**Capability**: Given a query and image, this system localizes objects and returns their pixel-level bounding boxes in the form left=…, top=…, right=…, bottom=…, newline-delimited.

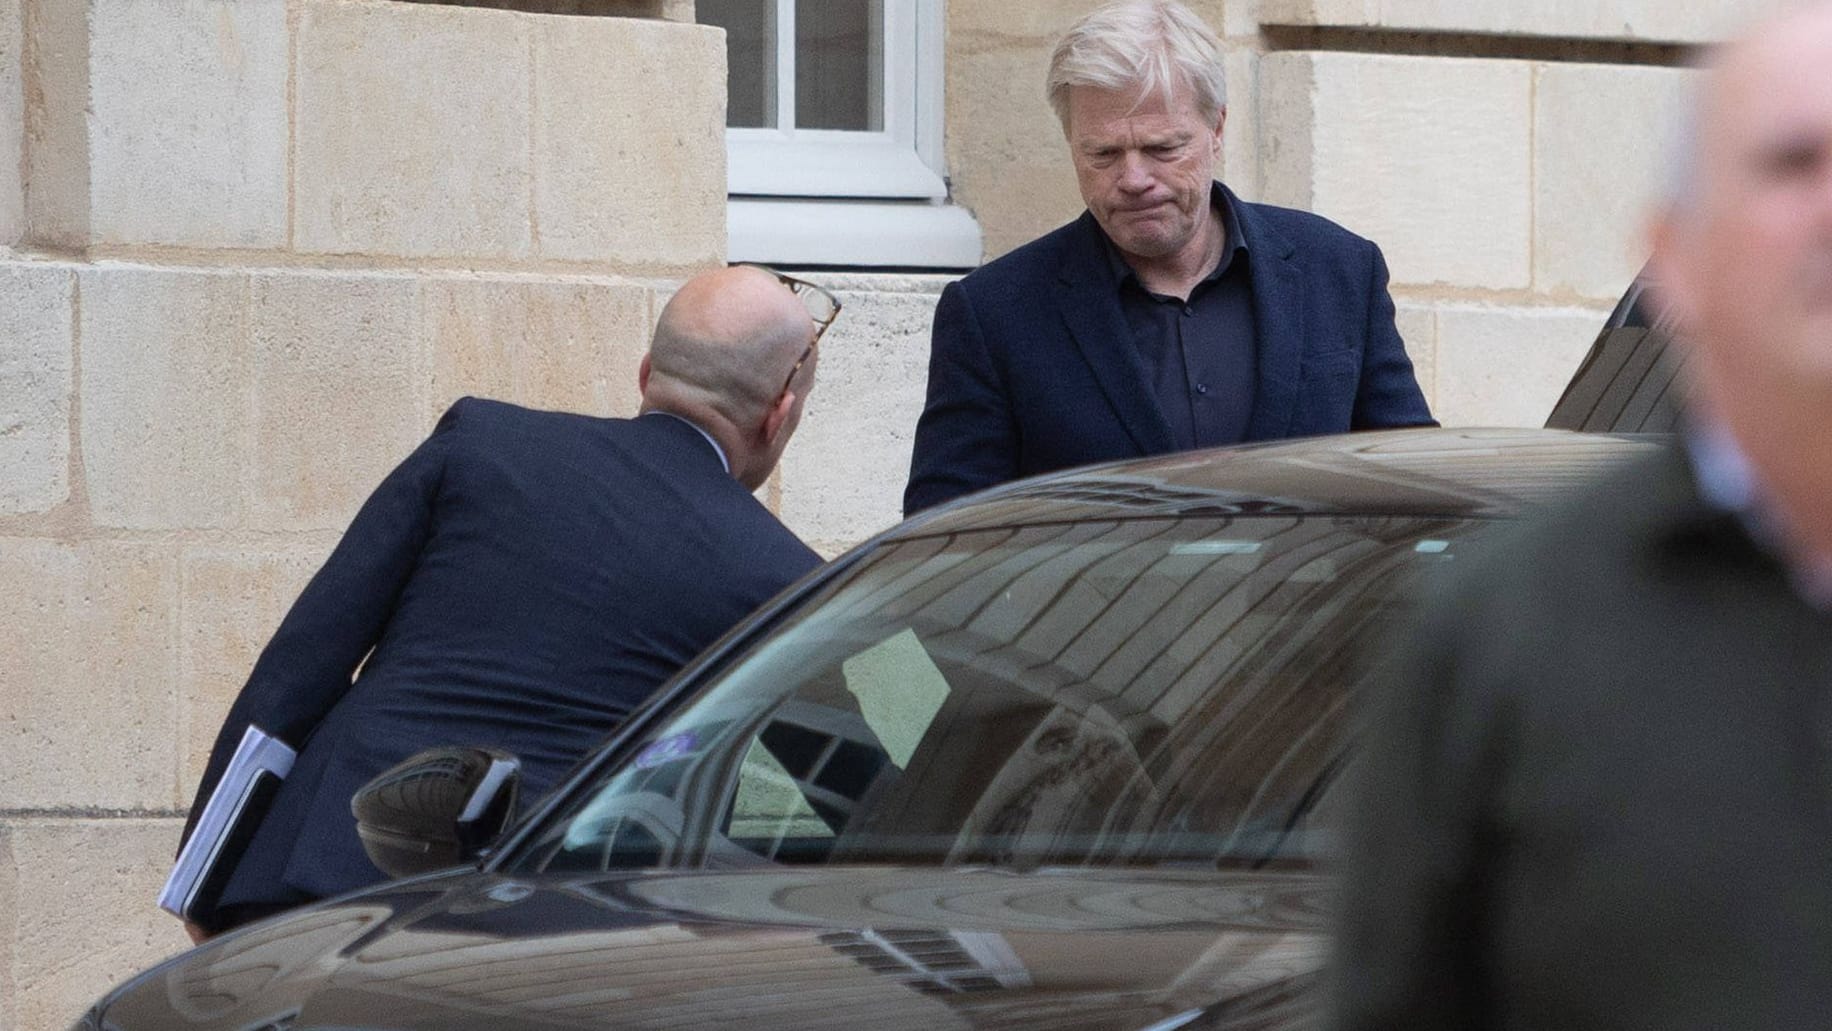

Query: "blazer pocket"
left=1300, top=348, right=1359, bottom=385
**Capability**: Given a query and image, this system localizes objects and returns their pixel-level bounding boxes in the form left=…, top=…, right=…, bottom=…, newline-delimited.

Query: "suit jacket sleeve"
left=177, top=401, right=466, bottom=850
left=1352, top=243, right=1436, bottom=430
left=903, top=280, right=1019, bottom=516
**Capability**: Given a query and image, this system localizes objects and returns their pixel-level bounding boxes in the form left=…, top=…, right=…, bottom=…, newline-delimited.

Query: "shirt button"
left=1195, top=383, right=1210, bottom=395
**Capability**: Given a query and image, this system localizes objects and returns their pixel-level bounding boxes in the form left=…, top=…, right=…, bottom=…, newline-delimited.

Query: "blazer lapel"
left=1055, top=213, right=1176, bottom=456
left=1232, top=191, right=1308, bottom=441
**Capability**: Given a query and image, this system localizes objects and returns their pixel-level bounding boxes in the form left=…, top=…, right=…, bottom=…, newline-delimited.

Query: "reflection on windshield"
left=518, top=515, right=1484, bottom=874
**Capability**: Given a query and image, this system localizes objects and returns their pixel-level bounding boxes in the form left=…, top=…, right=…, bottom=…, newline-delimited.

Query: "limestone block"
left=414, top=0, right=687, bottom=13
left=0, top=540, right=178, bottom=809
left=22, top=0, right=90, bottom=246
left=424, top=275, right=651, bottom=423
left=1257, top=51, right=1316, bottom=209
left=87, top=0, right=288, bottom=248
left=248, top=271, right=423, bottom=531
left=948, top=2, right=1084, bottom=37
left=295, top=1, right=533, bottom=260
left=1220, top=48, right=1261, bottom=203
left=79, top=266, right=250, bottom=529
left=948, top=1, right=1228, bottom=41
left=8, top=819, right=193, bottom=1031
left=1220, top=0, right=1259, bottom=38
left=1433, top=303, right=1610, bottom=427
left=0, top=823, right=12, bottom=1031
left=947, top=42, right=1083, bottom=260
left=1259, top=0, right=1778, bottom=44
left=177, top=546, right=329, bottom=797
left=776, top=275, right=947, bottom=553
left=1260, top=52, right=1533, bottom=290
left=0, top=0, right=21, bottom=247
left=1394, top=300, right=1438, bottom=410
left=532, top=18, right=725, bottom=267
left=1534, top=63, right=1692, bottom=300
left=0, top=263, right=73, bottom=514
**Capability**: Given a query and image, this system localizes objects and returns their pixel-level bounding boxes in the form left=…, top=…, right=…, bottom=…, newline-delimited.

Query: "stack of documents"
left=158, top=724, right=296, bottom=922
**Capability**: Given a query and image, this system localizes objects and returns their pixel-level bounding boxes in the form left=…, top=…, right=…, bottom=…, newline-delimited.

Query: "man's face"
left=1656, top=9, right=1832, bottom=413
left=1065, top=83, right=1224, bottom=266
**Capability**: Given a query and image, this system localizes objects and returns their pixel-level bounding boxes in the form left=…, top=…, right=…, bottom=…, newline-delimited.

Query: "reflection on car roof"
left=907, top=428, right=1667, bottom=533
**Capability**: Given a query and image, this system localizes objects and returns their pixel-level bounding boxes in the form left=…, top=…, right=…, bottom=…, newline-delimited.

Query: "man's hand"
left=183, top=920, right=210, bottom=946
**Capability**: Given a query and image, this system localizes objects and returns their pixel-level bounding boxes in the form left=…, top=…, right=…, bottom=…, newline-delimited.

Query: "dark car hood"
left=97, top=866, right=1328, bottom=1030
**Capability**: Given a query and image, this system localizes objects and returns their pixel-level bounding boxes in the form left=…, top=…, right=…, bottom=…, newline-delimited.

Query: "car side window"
left=721, top=630, right=955, bottom=862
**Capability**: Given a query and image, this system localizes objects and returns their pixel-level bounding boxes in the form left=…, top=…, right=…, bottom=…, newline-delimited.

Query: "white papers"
left=158, top=724, right=297, bottom=921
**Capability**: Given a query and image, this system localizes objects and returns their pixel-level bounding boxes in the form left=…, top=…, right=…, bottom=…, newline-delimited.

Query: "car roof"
left=894, top=427, right=1668, bottom=536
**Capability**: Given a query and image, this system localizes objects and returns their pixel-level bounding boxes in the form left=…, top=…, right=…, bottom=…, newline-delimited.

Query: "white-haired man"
left=1332, top=4, right=1832, bottom=1026
left=903, top=0, right=1433, bottom=515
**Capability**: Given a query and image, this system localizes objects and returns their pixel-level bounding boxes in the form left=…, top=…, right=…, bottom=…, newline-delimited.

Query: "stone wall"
left=777, top=274, right=955, bottom=556
left=0, top=2, right=724, bottom=1027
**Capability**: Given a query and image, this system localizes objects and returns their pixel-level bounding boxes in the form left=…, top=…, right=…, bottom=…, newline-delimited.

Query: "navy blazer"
left=183, top=399, right=820, bottom=915
left=904, top=185, right=1435, bottom=514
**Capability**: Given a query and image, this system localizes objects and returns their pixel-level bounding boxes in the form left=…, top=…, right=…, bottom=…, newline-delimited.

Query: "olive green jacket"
left=1332, top=442, right=1832, bottom=1031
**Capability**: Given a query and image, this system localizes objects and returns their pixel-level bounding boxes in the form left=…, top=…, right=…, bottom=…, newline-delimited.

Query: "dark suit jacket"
left=1332, top=443, right=1832, bottom=1030
left=904, top=185, right=1434, bottom=514
left=183, top=399, right=820, bottom=918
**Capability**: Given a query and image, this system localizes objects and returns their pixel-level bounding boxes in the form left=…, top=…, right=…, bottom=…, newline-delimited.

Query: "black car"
left=76, top=295, right=1678, bottom=1031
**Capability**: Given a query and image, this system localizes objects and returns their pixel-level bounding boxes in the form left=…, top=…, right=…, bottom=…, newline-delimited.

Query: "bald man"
left=1331, top=6, right=1832, bottom=1028
left=181, top=266, right=829, bottom=935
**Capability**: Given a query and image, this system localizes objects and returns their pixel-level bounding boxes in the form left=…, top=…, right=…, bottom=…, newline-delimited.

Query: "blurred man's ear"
left=760, top=388, right=797, bottom=449
left=637, top=353, right=653, bottom=395
left=1644, top=213, right=1699, bottom=339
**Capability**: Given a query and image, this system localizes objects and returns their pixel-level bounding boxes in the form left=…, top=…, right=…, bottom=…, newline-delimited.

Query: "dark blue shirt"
left=1104, top=183, right=1257, bottom=450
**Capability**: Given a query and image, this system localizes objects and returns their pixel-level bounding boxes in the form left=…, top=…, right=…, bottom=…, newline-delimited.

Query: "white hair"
left=1046, top=0, right=1228, bottom=131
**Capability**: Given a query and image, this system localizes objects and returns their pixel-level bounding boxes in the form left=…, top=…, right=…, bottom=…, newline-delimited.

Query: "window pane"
left=699, top=0, right=777, bottom=129
left=796, top=0, right=883, bottom=131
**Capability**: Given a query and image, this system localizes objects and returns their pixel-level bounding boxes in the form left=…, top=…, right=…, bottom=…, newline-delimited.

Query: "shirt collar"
left=1102, top=181, right=1247, bottom=294
left=1687, top=419, right=1759, bottom=514
left=1686, top=420, right=1832, bottom=609
left=645, top=411, right=730, bottom=474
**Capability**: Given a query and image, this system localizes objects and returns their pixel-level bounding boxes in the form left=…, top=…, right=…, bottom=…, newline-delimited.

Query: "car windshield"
left=514, top=513, right=1488, bottom=875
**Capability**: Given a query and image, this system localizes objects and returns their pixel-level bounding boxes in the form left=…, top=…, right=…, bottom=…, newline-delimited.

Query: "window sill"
left=728, top=198, right=982, bottom=269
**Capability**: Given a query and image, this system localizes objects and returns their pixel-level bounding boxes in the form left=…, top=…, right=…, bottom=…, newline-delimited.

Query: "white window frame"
left=724, top=0, right=980, bottom=267
left=728, top=0, right=944, bottom=199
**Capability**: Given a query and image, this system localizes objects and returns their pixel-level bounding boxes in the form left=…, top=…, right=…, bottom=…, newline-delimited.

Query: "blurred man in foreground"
left=1332, top=4, right=1832, bottom=1027
left=180, top=265, right=835, bottom=937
